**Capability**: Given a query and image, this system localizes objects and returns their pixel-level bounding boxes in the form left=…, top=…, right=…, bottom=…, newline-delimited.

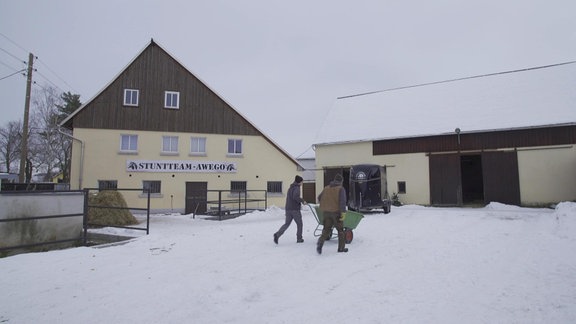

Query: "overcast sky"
left=1, top=0, right=575, bottom=157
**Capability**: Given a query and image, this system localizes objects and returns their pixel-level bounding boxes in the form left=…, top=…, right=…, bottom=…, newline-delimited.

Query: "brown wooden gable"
left=65, top=41, right=260, bottom=136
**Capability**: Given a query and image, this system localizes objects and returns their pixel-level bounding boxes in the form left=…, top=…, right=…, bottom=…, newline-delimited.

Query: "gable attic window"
left=164, top=91, right=180, bottom=109
left=120, top=134, right=138, bottom=153
left=123, top=89, right=139, bottom=106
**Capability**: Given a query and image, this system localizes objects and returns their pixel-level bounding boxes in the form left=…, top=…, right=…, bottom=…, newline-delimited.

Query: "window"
left=190, top=137, right=206, bottom=155
left=231, top=181, right=247, bottom=192
left=227, top=139, right=242, bottom=155
left=162, top=136, right=179, bottom=154
left=98, top=180, right=118, bottom=190
left=397, top=181, right=406, bottom=194
left=120, top=135, right=138, bottom=152
left=164, top=91, right=179, bottom=109
left=143, top=181, right=161, bottom=194
left=267, top=181, right=283, bottom=194
left=123, top=89, right=139, bottom=106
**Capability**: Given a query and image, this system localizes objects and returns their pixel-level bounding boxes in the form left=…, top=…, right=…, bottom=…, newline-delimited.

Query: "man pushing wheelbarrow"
left=316, top=173, right=350, bottom=254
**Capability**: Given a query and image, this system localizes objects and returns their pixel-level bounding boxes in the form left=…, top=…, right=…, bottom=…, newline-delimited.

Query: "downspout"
left=58, top=128, right=84, bottom=189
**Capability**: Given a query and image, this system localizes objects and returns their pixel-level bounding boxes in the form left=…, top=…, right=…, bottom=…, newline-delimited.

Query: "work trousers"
left=275, top=209, right=303, bottom=240
left=317, top=211, right=345, bottom=251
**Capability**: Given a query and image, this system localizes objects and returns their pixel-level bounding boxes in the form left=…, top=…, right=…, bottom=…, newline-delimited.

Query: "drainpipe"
left=58, top=128, right=84, bottom=189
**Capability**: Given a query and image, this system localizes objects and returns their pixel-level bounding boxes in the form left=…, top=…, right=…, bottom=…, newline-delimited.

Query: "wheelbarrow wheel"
left=344, top=228, right=353, bottom=244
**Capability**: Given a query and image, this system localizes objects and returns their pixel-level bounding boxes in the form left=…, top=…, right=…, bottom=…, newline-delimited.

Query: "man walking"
left=317, top=173, right=348, bottom=254
left=274, top=175, right=306, bottom=244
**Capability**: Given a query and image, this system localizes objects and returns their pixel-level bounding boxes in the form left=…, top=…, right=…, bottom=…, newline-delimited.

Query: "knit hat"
left=294, top=175, right=303, bottom=183
left=334, top=174, right=343, bottom=185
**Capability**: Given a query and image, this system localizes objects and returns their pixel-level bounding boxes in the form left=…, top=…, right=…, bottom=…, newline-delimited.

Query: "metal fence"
left=196, top=190, right=267, bottom=220
left=84, top=188, right=151, bottom=237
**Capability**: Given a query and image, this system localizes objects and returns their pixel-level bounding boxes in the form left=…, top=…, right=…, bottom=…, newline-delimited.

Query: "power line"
left=1, top=33, right=78, bottom=94
left=0, top=69, right=26, bottom=81
left=0, top=32, right=29, bottom=54
left=0, top=59, right=24, bottom=72
left=0, top=47, right=26, bottom=65
left=36, top=58, right=78, bottom=93
left=337, top=60, right=576, bottom=100
left=35, top=70, right=66, bottom=93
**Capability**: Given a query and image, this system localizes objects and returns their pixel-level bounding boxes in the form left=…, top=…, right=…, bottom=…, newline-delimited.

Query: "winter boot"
left=297, top=238, right=304, bottom=243
left=338, top=248, right=349, bottom=253
left=316, top=242, right=323, bottom=254
left=273, top=233, right=279, bottom=244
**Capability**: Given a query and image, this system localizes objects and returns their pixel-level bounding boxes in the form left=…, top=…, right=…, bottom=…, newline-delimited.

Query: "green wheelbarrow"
left=308, top=204, right=364, bottom=244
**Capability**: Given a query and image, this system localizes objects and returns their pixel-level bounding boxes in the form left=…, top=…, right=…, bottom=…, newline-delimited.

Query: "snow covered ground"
left=1, top=202, right=575, bottom=323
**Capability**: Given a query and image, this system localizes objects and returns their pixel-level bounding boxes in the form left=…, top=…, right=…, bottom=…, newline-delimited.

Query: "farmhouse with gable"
left=61, top=39, right=302, bottom=214
left=314, top=62, right=576, bottom=207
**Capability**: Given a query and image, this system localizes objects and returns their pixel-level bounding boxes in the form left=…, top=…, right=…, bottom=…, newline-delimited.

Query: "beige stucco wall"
left=69, top=128, right=300, bottom=212
left=315, top=142, right=576, bottom=206
left=517, top=145, right=576, bottom=205
left=314, top=142, right=431, bottom=205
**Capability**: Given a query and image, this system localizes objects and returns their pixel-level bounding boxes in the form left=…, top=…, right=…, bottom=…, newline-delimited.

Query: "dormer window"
left=164, top=91, right=180, bottom=109
left=124, top=89, right=139, bottom=106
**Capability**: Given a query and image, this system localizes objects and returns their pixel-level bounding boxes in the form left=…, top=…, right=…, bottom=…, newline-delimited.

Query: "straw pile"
left=88, top=190, right=138, bottom=226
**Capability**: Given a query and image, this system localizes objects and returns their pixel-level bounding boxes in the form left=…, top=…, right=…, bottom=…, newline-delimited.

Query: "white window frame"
left=123, top=89, right=139, bottom=106
left=227, top=138, right=243, bottom=156
left=164, top=91, right=180, bottom=109
left=120, top=134, right=138, bottom=153
left=190, top=137, right=207, bottom=155
left=162, top=136, right=179, bottom=154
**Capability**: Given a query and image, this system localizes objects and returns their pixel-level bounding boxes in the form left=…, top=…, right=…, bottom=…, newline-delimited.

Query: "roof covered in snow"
left=315, top=62, right=576, bottom=146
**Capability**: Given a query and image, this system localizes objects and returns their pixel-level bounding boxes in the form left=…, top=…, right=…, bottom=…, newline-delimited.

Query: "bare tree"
left=0, top=120, right=22, bottom=173
left=31, top=86, right=65, bottom=181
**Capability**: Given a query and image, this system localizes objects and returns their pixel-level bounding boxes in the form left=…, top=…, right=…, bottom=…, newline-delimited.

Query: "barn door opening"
left=460, top=155, right=484, bottom=205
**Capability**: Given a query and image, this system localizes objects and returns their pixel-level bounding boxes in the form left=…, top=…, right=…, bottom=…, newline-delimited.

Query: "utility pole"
left=19, top=53, right=34, bottom=183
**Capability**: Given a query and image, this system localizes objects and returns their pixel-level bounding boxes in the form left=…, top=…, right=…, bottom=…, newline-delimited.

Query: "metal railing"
left=84, top=188, right=151, bottom=240
left=190, top=190, right=267, bottom=220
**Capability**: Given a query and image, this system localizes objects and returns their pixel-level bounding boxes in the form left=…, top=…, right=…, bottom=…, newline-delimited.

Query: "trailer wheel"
left=344, top=229, right=353, bottom=244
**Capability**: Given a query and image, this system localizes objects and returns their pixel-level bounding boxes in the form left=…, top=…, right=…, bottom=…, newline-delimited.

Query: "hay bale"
left=88, top=190, right=138, bottom=226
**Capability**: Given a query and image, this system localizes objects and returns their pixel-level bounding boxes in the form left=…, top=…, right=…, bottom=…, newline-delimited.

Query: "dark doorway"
left=460, top=155, right=484, bottom=204
left=323, top=167, right=350, bottom=203
left=185, top=182, right=207, bottom=214
left=302, top=182, right=316, bottom=204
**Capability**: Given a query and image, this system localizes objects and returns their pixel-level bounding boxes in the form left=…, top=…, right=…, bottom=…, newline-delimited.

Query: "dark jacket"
left=318, top=181, right=347, bottom=213
left=285, top=182, right=304, bottom=211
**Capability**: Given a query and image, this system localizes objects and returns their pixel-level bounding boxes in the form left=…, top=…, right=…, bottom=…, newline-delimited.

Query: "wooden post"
left=19, top=53, right=34, bottom=183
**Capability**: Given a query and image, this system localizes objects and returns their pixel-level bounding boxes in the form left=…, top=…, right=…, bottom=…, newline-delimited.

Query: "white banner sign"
left=126, top=160, right=237, bottom=173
